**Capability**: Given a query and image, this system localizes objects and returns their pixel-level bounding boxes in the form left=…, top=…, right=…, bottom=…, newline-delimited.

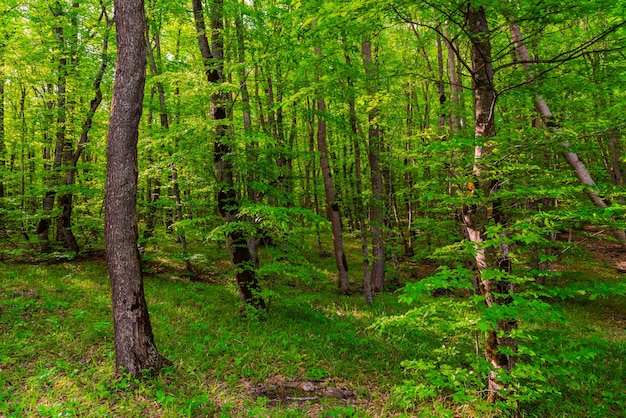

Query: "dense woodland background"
left=1, top=0, right=625, bottom=416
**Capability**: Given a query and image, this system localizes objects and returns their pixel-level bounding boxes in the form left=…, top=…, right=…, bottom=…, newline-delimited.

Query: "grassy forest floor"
left=1, top=233, right=625, bottom=417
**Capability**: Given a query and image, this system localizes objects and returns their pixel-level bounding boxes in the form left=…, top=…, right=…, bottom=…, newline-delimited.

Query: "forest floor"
left=0, top=232, right=625, bottom=417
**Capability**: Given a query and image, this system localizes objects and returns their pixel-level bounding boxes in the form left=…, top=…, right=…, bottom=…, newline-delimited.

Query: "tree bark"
left=0, top=52, right=5, bottom=201
left=106, top=0, right=169, bottom=376
left=345, top=51, right=373, bottom=304
left=446, top=34, right=463, bottom=133
left=192, top=0, right=265, bottom=309
left=464, top=4, right=516, bottom=402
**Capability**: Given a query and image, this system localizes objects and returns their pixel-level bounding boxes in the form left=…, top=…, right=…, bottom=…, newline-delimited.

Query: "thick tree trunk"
left=362, top=37, right=385, bottom=292
left=510, top=22, right=626, bottom=248
left=106, top=0, right=169, bottom=376
left=464, top=4, right=516, bottom=402
left=192, top=0, right=265, bottom=309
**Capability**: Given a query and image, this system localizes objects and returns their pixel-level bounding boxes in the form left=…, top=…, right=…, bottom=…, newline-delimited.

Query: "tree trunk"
left=345, top=51, right=373, bottom=304
left=192, top=0, right=265, bottom=309
left=51, top=3, right=74, bottom=247
left=361, top=36, right=385, bottom=292
left=464, top=4, right=517, bottom=402
left=509, top=22, right=626, bottom=248
left=105, top=0, right=169, bottom=376
left=145, top=18, right=196, bottom=278
left=59, top=9, right=112, bottom=254
left=314, top=44, right=350, bottom=293
left=235, top=12, right=262, bottom=270
left=446, top=34, right=463, bottom=133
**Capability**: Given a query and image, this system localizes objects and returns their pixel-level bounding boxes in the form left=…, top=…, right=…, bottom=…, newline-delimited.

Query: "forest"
left=1, top=0, right=625, bottom=416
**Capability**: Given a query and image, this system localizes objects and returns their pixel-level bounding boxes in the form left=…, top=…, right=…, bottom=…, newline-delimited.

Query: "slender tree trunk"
left=316, top=94, right=350, bottom=293
left=145, top=18, right=196, bottom=278
left=19, top=87, right=31, bottom=241
left=235, top=12, right=262, bottom=270
left=315, top=45, right=350, bottom=293
left=346, top=51, right=372, bottom=304
left=510, top=22, right=626, bottom=248
left=38, top=4, right=73, bottom=252
left=106, top=0, right=169, bottom=376
left=436, top=35, right=447, bottom=132
left=362, top=36, right=385, bottom=292
left=464, top=5, right=516, bottom=402
left=143, top=88, right=161, bottom=240
left=446, top=34, right=463, bottom=133
left=59, top=10, right=112, bottom=254
left=0, top=46, right=6, bottom=239
left=192, top=0, right=265, bottom=309
left=51, top=3, right=74, bottom=247
left=305, top=98, right=325, bottom=255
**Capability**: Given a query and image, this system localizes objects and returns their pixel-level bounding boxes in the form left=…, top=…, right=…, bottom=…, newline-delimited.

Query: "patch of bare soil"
left=580, top=238, right=626, bottom=273
left=404, top=259, right=438, bottom=281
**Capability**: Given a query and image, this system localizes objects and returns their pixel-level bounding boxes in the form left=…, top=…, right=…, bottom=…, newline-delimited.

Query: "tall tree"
left=105, top=0, right=170, bottom=376
left=192, top=0, right=265, bottom=309
left=361, top=35, right=386, bottom=292
left=315, top=42, right=350, bottom=294
left=462, top=4, right=516, bottom=402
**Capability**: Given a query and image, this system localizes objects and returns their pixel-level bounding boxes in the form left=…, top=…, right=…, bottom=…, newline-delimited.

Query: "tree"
left=361, top=35, right=386, bottom=293
left=461, top=4, right=517, bottom=402
left=191, top=0, right=265, bottom=310
left=509, top=21, right=626, bottom=249
left=105, top=0, right=170, bottom=376
left=314, top=40, right=351, bottom=294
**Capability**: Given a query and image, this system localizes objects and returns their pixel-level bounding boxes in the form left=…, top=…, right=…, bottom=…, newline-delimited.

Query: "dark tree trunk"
left=59, top=10, right=112, bottom=254
left=52, top=3, right=72, bottom=246
left=192, top=0, right=265, bottom=309
left=317, top=95, right=350, bottom=293
left=105, top=0, right=169, bottom=376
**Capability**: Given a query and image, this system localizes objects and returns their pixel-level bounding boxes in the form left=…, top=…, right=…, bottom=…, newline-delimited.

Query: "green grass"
left=0, top=236, right=625, bottom=417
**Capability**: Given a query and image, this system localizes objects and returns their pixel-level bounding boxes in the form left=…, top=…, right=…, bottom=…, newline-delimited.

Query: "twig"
left=560, top=229, right=607, bottom=254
